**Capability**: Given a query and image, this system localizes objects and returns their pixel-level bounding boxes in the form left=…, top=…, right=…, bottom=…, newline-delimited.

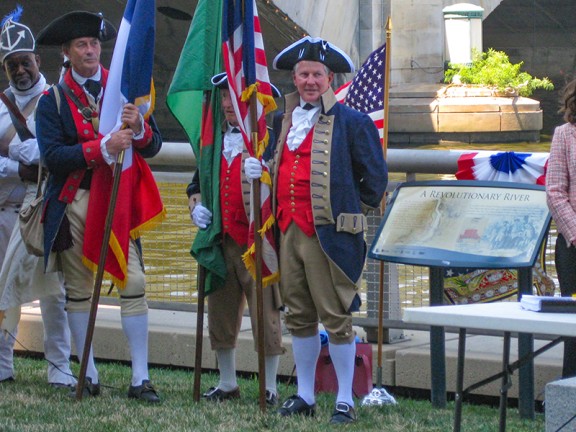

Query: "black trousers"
left=554, top=233, right=576, bottom=378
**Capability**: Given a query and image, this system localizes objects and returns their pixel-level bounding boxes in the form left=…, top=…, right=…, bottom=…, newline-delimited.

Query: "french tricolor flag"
left=456, top=151, right=548, bottom=185
left=82, top=0, right=165, bottom=288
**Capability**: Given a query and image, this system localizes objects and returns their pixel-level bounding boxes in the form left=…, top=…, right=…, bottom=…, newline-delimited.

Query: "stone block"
left=499, top=97, right=541, bottom=112
left=501, top=111, right=543, bottom=131
left=438, top=112, right=501, bottom=132
left=390, top=112, right=438, bottom=133
left=438, top=97, right=502, bottom=113
left=391, top=83, right=444, bottom=99
left=390, top=98, right=438, bottom=113
left=546, top=377, right=576, bottom=432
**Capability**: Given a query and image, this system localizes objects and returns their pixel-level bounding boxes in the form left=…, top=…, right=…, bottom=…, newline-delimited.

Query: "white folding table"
left=403, top=302, right=576, bottom=431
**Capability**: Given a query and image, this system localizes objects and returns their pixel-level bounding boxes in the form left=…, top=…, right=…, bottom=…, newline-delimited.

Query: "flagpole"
left=76, top=149, right=125, bottom=400
left=249, top=93, right=267, bottom=413
left=376, top=16, right=392, bottom=390
left=193, top=264, right=206, bottom=402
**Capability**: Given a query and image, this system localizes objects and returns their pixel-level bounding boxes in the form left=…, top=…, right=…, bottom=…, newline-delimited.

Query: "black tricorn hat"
left=211, top=72, right=282, bottom=98
left=273, top=36, right=354, bottom=73
left=36, top=11, right=117, bottom=46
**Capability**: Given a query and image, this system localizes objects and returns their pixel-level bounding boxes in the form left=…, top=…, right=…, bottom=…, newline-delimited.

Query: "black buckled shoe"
left=0, top=376, right=15, bottom=384
left=330, top=402, right=357, bottom=424
left=265, top=390, right=279, bottom=407
left=50, top=382, right=75, bottom=391
left=69, top=377, right=101, bottom=398
left=128, top=380, right=160, bottom=403
left=278, top=395, right=316, bottom=417
left=202, top=386, right=240, bottom=402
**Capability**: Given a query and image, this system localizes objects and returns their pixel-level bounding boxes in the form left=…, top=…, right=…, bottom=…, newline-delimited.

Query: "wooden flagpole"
left=376, top=16, right=392, bottom=390
left=249, top=92, right=267, bottom=411
left=76, top=149, right=125, bottom=400
left=192, top=264, right=206, bottom=402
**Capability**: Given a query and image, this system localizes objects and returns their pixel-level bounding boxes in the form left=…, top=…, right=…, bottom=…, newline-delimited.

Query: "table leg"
left=453, top=328, right=466, bottom=432
left=518, top=333, right=535, bottom=419
left=499, top=332, right=511, bottom=432
left=430, top=267, right=447, bottom=408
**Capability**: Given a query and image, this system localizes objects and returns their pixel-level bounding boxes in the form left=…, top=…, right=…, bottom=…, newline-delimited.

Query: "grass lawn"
left=0, top=356, right=545, bottom=432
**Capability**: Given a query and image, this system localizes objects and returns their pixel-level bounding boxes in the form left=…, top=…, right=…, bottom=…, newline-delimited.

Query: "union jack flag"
left=335, top=44, right=386, bottom=143
left=222, top=0, right=279, bottom=286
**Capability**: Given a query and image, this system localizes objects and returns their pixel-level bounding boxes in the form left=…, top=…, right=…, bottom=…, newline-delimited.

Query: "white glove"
left=244, top=157, right=263, bottom=180
left=191, top=203, right=212, bottom=229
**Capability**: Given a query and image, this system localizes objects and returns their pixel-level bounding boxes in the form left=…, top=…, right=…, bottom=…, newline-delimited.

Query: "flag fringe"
left=240, top=83, right=277, bottom=114
left=241, top=248, right=280, bottom=287
left=130, top=207, right=167, bottom=240
left=81, top=207, right=167, bottom=290
left=258, top=214, right=275, bottom=237
left=82, top=256, right=128, bottom=290
left=260, top=170, right=272, bottom=187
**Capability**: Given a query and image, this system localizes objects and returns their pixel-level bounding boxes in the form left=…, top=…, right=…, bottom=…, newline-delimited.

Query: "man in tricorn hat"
left=187, top=73, right=285, bottom=405
left=35, top=11, right=162, bottom=402
left=0, top=6, right=75, bottom=389
left=244, top=36, right=388, bottom=423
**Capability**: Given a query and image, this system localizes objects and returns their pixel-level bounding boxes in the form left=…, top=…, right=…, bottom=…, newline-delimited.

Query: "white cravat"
left=222, top=126, right=244, bottom=164
left=286, top=103, right=320, bottom=151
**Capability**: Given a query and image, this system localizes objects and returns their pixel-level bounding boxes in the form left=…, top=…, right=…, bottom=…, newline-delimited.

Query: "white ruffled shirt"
left=286, top=99, right=321, bottom=151
left=222, top=124, right=244, bottom=165
left=0, top=74, right=46, bottom=205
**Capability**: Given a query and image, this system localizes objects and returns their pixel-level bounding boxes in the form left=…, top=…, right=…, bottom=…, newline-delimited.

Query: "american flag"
left=222, top=0, right=279, bottom=287
left=335, top=43, right=386, bottom=143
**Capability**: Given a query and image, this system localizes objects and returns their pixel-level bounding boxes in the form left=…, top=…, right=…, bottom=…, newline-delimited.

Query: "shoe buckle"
left=336, top=402, right=351, bottom=413
left=283, top=399, right=295, bottom=409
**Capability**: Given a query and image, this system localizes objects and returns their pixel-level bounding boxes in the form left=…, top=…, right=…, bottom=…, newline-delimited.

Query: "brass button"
left=86, top=147, right=91, bottom=153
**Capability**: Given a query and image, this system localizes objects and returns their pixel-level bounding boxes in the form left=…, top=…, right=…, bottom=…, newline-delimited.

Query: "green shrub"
left=444, top=48, right=554, bottom=97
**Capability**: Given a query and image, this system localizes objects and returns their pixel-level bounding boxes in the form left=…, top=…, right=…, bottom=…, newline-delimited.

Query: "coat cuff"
left=132, top=121, right=153, bottom=149
left=82, top=139, right=105, bottom=168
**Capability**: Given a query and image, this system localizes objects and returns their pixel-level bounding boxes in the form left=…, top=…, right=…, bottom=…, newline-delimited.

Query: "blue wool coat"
left=271, top=89, right=388, bottom=310
left=35, top=70, right=162, bottom=265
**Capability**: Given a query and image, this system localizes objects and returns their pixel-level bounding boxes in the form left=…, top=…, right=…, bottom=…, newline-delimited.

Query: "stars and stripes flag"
left=335, top=43, right=386, bottom=143
left=456, top=151, right=548, bottom=184
left=83, top=0, right=165, bottom=288
left=222, top=0, right=279, bottom=286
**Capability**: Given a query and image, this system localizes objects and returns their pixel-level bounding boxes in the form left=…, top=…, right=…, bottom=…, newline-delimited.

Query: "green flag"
left=166, top=0, right=226, bottom=294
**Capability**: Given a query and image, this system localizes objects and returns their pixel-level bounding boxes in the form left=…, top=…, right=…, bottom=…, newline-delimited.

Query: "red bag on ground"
left=314, top=343, right=373, bottom=397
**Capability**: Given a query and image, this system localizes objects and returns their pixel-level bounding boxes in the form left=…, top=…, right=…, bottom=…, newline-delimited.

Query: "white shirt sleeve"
left=0, top=155, right=21, bottom=179
left=8, top=138, right=40, bottom=165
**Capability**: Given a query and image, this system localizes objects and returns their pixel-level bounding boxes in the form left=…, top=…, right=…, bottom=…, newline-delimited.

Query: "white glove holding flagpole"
left=244, top=156, right=268, bottom=182
left=191, top=203, right=212, bottom=229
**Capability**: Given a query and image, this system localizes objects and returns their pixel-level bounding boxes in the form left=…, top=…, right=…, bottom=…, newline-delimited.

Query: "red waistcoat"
left=220, top=154, right=249, bottom=246
left=277, top=128, right=315, bottom=237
